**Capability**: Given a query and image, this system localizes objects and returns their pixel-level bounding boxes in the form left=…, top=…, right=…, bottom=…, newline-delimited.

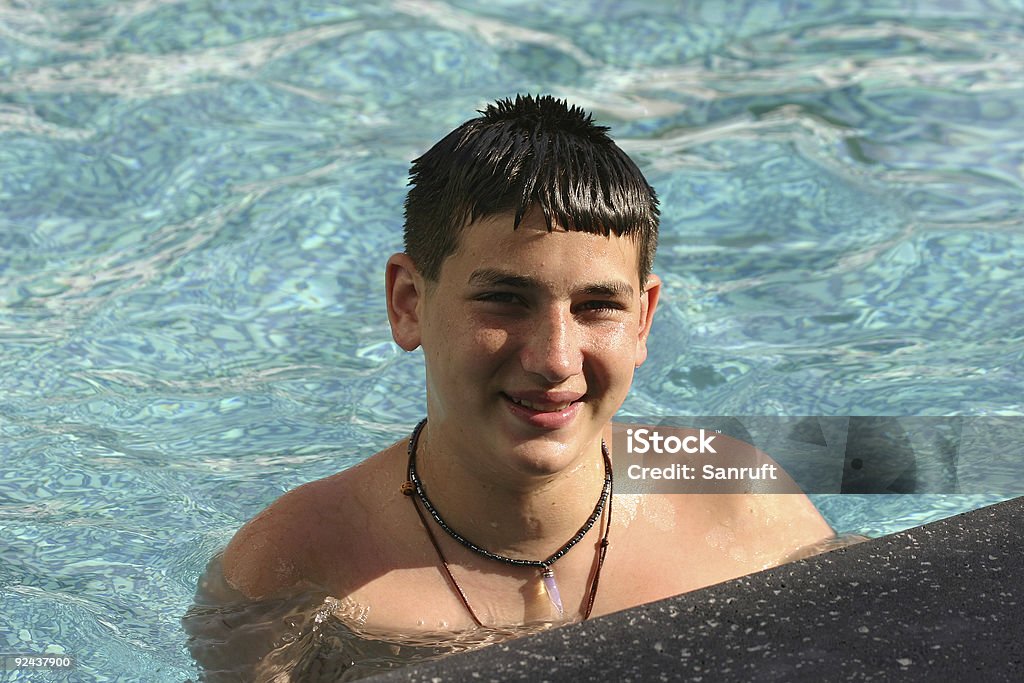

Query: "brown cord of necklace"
left=401, top=418, right=612, bottom=626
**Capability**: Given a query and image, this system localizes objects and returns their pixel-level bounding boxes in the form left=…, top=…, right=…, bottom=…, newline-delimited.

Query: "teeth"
left=511, top=397, right=574, bottom=412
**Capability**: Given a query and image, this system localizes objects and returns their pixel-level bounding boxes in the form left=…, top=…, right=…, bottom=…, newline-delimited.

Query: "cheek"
left=584, top=323, right=642, bottom=379
left=473, top=326, right=511, bottom=357
left=587, top=321, right=638, bottom=357
left=431, top=316, right=512, bottom=371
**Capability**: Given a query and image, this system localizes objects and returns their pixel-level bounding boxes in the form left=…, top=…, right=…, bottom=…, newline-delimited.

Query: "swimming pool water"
left=1, top=1, right=1022, bottom=680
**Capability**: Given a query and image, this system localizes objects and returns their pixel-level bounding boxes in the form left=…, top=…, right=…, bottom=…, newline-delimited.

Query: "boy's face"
left=398, top=208, right=660, bottom=479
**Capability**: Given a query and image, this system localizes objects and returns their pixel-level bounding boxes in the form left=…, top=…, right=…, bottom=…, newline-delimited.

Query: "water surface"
left=1, top=1, right=1022, bottom=680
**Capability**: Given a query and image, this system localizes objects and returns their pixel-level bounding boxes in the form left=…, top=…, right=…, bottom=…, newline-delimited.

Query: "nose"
left=520, top=306, right=583, bottom=383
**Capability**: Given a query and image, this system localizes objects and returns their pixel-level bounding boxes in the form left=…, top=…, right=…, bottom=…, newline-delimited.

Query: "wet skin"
left=207, top=211, right=836, bottom=642
left=386, top=209, right=660, bottom=507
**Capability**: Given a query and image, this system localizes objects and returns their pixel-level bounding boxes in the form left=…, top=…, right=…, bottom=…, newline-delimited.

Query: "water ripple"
left=2, top=2, right=1022, bottom=680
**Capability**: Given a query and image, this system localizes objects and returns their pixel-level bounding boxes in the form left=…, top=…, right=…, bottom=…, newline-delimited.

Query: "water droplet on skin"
left=729, top=546, right=748, bottom=563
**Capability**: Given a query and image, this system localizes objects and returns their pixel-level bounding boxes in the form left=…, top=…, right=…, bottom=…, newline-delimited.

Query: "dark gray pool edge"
left=371, top=496, right=1023, bottom=682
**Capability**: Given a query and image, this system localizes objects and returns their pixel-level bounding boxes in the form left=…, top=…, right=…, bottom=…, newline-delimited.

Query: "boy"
left=187, top=95, right=834, bottom=678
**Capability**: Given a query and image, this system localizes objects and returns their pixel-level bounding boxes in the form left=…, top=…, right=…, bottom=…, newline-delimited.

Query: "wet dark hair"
left=403, top=94, right=659, bottom=283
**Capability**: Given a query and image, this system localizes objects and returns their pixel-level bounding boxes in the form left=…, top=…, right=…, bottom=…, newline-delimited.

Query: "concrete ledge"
left=374, top=496, right=1023, bottom=682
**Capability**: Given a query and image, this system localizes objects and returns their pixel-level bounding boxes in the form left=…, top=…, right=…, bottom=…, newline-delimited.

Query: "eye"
left=576, top=300, right=625, bottom=315
left=475, top=291, right=524, bottom=305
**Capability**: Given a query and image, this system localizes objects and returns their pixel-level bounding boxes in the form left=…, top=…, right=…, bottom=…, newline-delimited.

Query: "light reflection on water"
left=1, top=0, right=1022, bottom=680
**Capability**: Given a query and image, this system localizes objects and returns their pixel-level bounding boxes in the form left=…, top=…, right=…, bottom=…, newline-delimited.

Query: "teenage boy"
left=189, top=95, right=834, bottom=671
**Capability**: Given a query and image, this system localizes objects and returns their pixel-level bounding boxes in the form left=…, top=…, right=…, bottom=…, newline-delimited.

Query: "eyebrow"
left=468, top=268, right=634, bottom=298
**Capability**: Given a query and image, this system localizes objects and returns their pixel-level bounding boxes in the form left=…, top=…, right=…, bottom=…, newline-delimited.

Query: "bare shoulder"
left=711, top=443, right=836, bottom=565
left=611, top=418, right=837, bottom=580
left=610, top=420, right=835, bottom=561
left=727, top=493, right=835, bottom=556
left=220, top=479, right=322, bottom=600
left=221, top=442, right=407, bottom=600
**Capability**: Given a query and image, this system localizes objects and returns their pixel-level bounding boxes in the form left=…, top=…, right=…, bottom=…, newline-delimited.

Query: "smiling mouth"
left=505, top=395, right=583, bottom=412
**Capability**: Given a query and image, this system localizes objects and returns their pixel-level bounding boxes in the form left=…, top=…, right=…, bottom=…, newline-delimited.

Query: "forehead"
left=437, top=211, right=642, bottom=289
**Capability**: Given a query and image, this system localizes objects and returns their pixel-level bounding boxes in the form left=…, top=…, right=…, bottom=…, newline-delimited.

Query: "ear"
left=634, top=273, right=662, bottom=367
left=385, top=252, right=426, bottom=351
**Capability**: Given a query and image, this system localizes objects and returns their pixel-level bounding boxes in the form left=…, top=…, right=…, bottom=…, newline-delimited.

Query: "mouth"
left=503, top=394, right=585, bottom=413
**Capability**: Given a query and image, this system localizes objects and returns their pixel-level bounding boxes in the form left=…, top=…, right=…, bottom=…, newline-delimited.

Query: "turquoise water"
left=1, top=0, right=1022, bottom=680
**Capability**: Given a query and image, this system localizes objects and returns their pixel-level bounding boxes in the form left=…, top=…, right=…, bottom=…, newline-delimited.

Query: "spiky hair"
left=403, top=94, right=659, bottom=282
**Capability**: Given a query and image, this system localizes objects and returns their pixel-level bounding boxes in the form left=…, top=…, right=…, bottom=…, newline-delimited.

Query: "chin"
left=505, top=436, right=589, bottom=477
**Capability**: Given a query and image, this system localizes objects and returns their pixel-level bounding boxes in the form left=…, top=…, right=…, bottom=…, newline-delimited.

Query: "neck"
left=411, top=420, right=609, bottom=560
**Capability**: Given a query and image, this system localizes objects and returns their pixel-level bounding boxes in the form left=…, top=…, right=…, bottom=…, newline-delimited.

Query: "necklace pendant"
left=540, top=567, right=564, bottom=617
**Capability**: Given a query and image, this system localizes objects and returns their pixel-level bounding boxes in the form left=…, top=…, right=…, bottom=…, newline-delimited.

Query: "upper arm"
left=183, top=551, right=321, bottom=682
left=183, top=487, right=324, bottom=681
left=182, top=460, right=390, bottom=681
left=719, top=437, right=836, bottom=566
left=749, top=444, right=838, bottom=552
left=741, top=492, right=836, bottom=567
left=221, top=487, right=317, bottom=600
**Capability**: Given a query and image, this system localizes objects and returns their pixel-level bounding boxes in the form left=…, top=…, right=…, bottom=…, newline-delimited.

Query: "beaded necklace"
left=401, top=419, right=612, bottom=624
